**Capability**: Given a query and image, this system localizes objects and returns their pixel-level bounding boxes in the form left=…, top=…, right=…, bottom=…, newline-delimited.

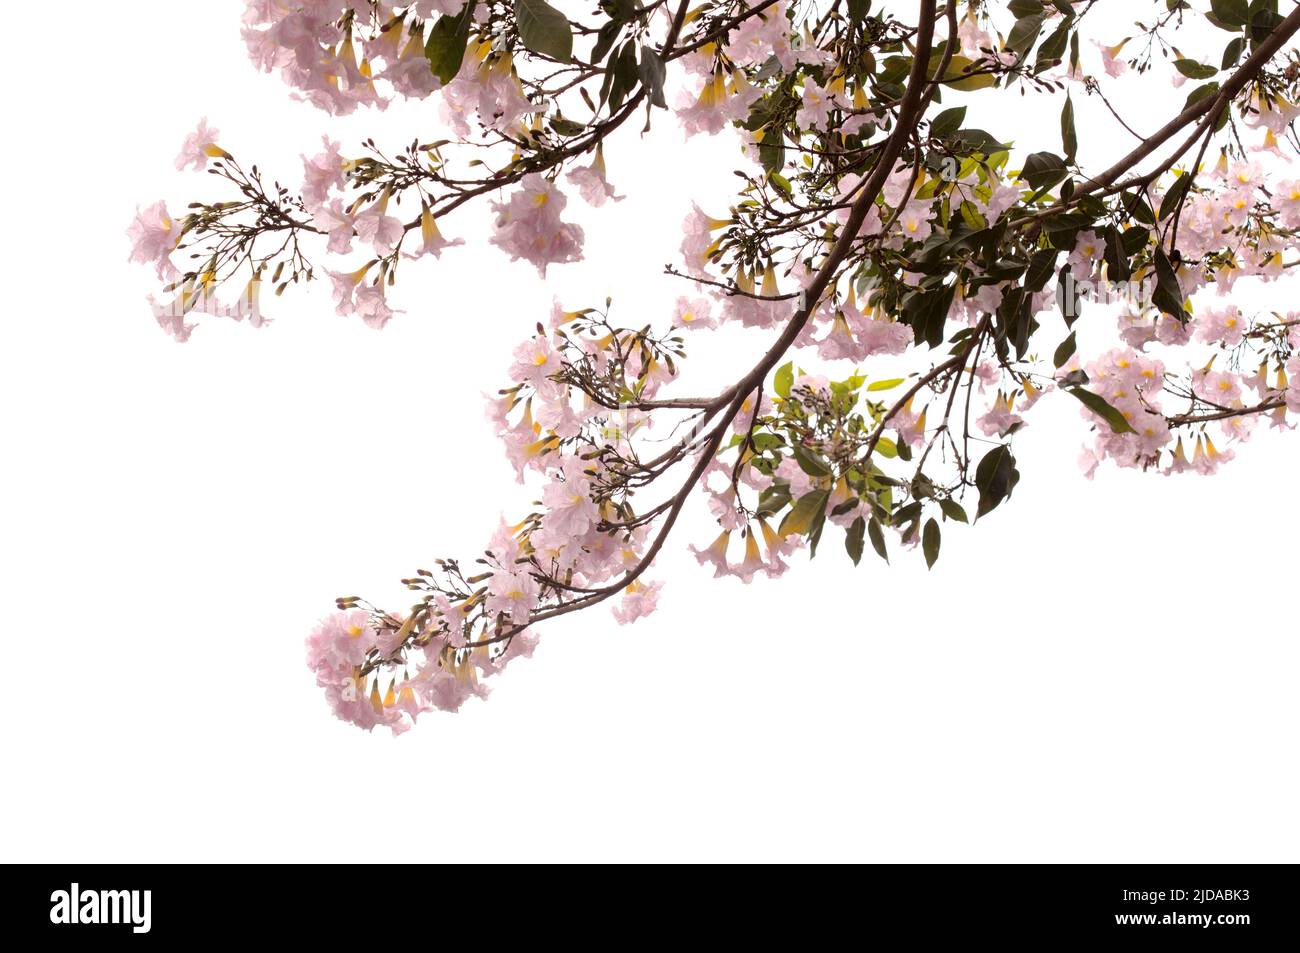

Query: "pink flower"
left=976, top=392, right=1025, bottom=437
left=489, top=174, right=584, bottom=276
left=675, top=71, right=729, bottom=136
left=353, top=193, right=404, bottom=256
left=680, top=204, right=730, bottom=275
left=439, top=50, right=533, bottom=138
left=485, top=567, right=539, bottom=625
left=127, top=201, right=181, bottom=279
left=540, top=456, right=599, bottom=539
left=326, top=263, right=375, bottom=316
left=404, top=204, right=464, bottom=260
left=1093, top=39, right=1129, bottom=78
left=1195, top=305, right=1245, bottom=346
left=312, top=199, right=356, bottom=255
left=354, top=283, right=399, bottom=329
left=301, top=137, right=348, bottom=213
left=147, top=294, right=195, bottom=343
left=1194, top=369, right=1243, bottom=407
left=690, top=530, right=731, bottom=577
left=175, top=118, right=228, bottom=171
left=895, top=201, right=933, bottom=243
left=725, top=1, right=794, bottom=69
left=1191, top=434, right=1234, bottom=475
left=729, top=531, right=766, bottom=584
left=566, top=146, right=623, bottom=207
left=612, top=580, right=664, bottom=625
left=671, top=296, right=715, bottom=331
left=306, top=611, right=410, bottom=732
left=1243, top=90, right=1300, bottom=134
left=797, top=79, right=839, bottom=131
left=509, top=335, right=563, bottom=391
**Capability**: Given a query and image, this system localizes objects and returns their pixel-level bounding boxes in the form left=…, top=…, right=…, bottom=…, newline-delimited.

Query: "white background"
left=1, top=1, right=1296, bottom=862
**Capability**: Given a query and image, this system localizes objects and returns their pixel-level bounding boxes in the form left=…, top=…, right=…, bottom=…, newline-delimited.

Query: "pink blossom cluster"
left=306, top=606, right=536, bottom=733
left=241, top=2, right=471, bottom=113
left=489, top=174, right=585, bottom=276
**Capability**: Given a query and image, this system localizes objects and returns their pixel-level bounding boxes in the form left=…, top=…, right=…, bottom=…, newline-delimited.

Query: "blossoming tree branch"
left=131, top=0, right=1300, bottom=733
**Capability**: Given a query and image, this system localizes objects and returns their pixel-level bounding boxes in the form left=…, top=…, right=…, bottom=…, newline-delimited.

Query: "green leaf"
left=846, top=516, right=865, bottom=566
left=904, top=283, right=957, bottom=349
left=1221, top=36, right=1246, bottom=69
left=867, top=517, right=889, bottom=563
left=1008, top=0, right=1044, bottom=15
left=1019, top=151, right=1068, bottom=192
left=867, top=377, right=906, bottom=392
left=1036, top=17, right=1072, bottom=69
left=930, top=106, right=966, bottom=139
left=938, top=498, right=968, bottom=523
left=792, top=444, right=831, bottom=478
left=1152, top=247, right=1187, bottom=319
left=1183, top=82, right=1221, bottom=114
left=1158, top=172, right=1193, bottom=220
left=637, top=45, right=667, bottom=109
left=1025, top=247, right=1060, bottom=292
left=1006, top=14, right=1046, bottom=59
left=1210, top=0, right=1250, bottom=27
left=779, top=488, right=829, bottom=538
left=1121, top=190, right=1157, bottom=226
left=1060, top=95, right=1077, bottom=163
left=774, top=361, right=794, bottom=399
left=1173, top=58, right=1218, bottom=79
left=1099, top=225, right=1129, bottom=282
left=515, top=0, right=573, bottom=62
left=975, top=445, right=1019, bottom=520
left=1067, top=387, right=1136, bottom=434
left=756, top=482, right=792, bottom=518
left=939, top=55, right=999, bottom=91
left=922, top=518, right=941, bottom=569
left=1053, top=331, right=1077, bottom=368
left=424, top=2, right=478, bottom=84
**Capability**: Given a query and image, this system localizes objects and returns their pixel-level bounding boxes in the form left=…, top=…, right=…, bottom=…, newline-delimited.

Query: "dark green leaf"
left=516, top=0, right=573, bottom=62
left=922, top=518, right=941, bottom=569
left=1210, top=0, right=1250, bottom=26
left=1152, top=247, right=1187, bottom=319
left=1019, top=151, right=1068, bottom=192
left=867, top=517, right=889, bottom=563
left=637, top=45, right=667, bottom=109
left=1174, top=58, right=1218, bottom=79
left=424, top=2, right=478, bottom=84
left=1053, top=330, right=1077, bottom=368
left=846, top=516, right=865, bottom=566
left=939, top=498, right=968, bottom=523
left=930, top=106, right=967, bottom=139
left=1221, top=36, right=1246, bottom=69
left=1006, top=14, right=1045, bottom=58
left=779, top=488, right=829, bottom=538
left=1158, top=171, right=1193, bottom=220
left=1008, top=0, right=1044, bottom=15
left=1025, top=248, right=1060, bottom=292
left=1121, top=190, right=1157, bottom=226
left=792, top=444, right=831, bottom=478
left=1067, top=387, right=1137, bottom=433
left=1036, top=17, right=1071, bottom=69
left=975, top=445, right=1019, bottom=520
left=1102, top=225, right=1131, bottom=281
left=1060, top=95, right=1077, bottom=162
left=904, top=283, right=957, bottom=349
